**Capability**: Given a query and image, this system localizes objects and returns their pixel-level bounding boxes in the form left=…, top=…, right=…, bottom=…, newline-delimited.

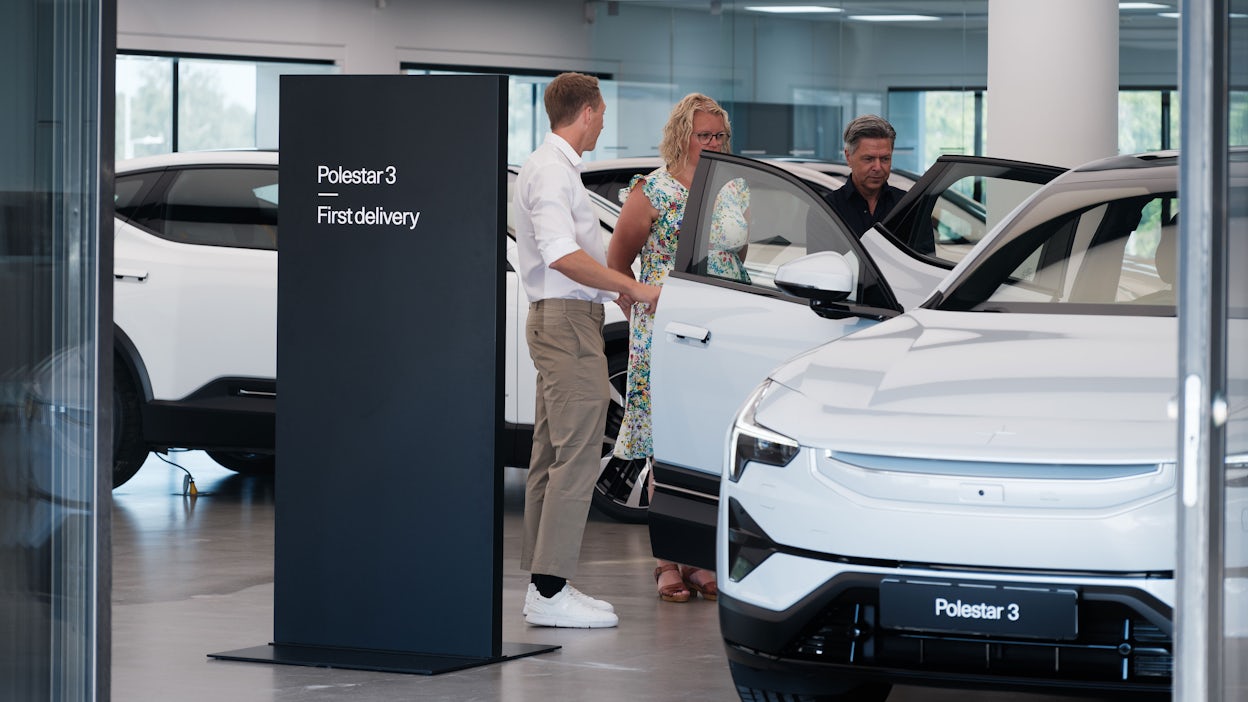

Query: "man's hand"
left=632, top=282, right=662, bottom=316
left=614, top=294, right=636, bottom=316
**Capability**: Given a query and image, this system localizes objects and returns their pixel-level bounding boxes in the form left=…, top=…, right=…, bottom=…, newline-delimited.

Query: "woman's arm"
left=607, top=178, right=658, bottom=277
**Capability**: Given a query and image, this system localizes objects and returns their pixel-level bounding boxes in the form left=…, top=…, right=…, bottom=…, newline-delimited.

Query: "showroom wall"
left=117, top=0, right=607, bottom=74
left=115, top=0, right=1183, bottom=162
left=116, top=0, right=1181, bottom=90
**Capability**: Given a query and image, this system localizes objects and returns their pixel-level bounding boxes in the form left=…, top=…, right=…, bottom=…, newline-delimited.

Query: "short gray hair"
left=843, top=114, right=896, bottom=155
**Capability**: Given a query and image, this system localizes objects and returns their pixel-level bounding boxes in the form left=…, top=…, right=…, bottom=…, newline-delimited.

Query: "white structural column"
left=986, top=0, right=1119, bottom=167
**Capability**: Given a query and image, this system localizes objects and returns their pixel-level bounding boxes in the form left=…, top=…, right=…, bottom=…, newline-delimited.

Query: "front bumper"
left=720, top=550, right=1174, bottom=697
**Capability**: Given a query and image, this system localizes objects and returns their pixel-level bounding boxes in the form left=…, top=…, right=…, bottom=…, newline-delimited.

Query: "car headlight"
left=729, top=380, right=800, bottom=483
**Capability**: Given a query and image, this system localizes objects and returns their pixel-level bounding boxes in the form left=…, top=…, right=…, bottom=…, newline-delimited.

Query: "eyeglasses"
left=694, top=131, right=730, bottom=145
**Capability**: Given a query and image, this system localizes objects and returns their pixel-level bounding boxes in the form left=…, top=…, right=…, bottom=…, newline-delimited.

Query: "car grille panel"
left=784, top=587, right=1172, bottom=686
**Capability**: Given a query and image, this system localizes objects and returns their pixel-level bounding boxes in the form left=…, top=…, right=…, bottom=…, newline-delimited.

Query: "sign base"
left=209, top=641, right=559, bottom=676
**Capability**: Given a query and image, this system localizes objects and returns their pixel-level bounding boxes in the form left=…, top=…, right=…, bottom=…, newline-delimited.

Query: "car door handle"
left=114, top=268, right=148, bottom=282
left=664, top=321, right=710, bottom=344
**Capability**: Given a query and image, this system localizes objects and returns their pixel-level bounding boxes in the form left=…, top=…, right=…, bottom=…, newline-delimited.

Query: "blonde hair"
left=544, top=73, right=601, bottom=130
left=659, top=93, right=732, bottom=173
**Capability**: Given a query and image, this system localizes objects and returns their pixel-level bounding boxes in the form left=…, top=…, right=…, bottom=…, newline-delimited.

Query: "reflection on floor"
left=112, top=451, right=1109, bottom=702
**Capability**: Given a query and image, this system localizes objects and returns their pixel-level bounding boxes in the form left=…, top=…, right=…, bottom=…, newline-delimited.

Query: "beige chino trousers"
left=520, top=298, right=610, bottom=579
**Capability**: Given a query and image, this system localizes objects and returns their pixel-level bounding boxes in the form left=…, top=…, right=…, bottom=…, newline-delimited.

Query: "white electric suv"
left=112, top=151, right=646, bottom=522
left=715, top=150, right=1247, bottom=700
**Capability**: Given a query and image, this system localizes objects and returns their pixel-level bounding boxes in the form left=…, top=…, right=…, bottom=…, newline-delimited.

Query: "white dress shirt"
left=513, top=133, right=615, bottom=303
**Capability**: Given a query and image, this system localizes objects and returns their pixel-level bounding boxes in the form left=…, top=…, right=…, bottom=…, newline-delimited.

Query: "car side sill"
left=143, top=397, right=274, bottom=453
left=648, top=461, right=720, bottom=570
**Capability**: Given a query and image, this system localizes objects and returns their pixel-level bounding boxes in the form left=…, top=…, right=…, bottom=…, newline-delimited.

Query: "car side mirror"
left=775, top=251, right=893, bottom=321
left=774, top=251, right=854, bottom=304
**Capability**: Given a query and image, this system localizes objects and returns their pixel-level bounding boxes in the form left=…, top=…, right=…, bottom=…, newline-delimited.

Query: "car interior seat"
left=1132, top=214, right=1178, bottom=305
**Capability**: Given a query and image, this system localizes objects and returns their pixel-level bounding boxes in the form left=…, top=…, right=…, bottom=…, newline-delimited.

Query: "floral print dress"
left=613, top=169, right=750, bottom=460
left=613, top=168, right=682, bottom=460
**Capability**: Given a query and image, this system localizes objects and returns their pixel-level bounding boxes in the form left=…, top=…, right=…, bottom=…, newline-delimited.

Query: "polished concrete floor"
left=112, top=451, right=1118, bottom=702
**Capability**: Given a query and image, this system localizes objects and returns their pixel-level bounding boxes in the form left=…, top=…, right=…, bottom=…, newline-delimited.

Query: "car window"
left=581, top=167, right=650, bottom=205
left=113, top=171, right=164, bottom=223
left=942, top=193, right=1181, bottom=312
left=889, top=161, right=1056, bottom=265
left=682, top=157, right=890, bottom=307
left=130, top=167, right=279, bottom=251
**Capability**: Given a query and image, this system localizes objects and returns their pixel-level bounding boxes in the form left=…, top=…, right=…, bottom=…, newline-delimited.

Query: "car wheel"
left=112, top=355, right=149, bottom=488
left=734, top=686, right=890, bottom=702
left=593, top=345, right=651, bottom=523
left=207, top=451, right=276, bottom=475
left=730, top=662, right=891, bottom=702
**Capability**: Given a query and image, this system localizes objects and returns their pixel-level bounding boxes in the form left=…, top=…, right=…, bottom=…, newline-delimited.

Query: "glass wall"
left=114, top=5, right=1230, bottom=173
left=1119, top=89, right=1176, bottom=153
left=0, top=0, right=109, bottom=699
left=116, top=52, right=336, bottom=158
left=1225, top=2, right=1247, bottom=696
left=403, top=67, right=571, bottom=165
left=887, top=89, right=984, bottom=174
left=581, top=3, right=1215, bottom=173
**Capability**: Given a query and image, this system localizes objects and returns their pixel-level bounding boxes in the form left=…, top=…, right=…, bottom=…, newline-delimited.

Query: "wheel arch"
left=113, top=325, right=153, bottom=402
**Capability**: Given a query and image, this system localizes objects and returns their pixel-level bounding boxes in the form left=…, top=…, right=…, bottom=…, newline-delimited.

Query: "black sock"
left=531, top=574, right=567, bottom=598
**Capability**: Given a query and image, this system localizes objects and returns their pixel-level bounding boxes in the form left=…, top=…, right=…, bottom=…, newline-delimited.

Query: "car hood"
left=763, top=308, right=1181, bottom=464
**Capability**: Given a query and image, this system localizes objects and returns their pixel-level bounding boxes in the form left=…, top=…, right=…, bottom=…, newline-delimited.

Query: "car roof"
left=580, top=154, right=848, bottom=191
left=117, top=149, right=279, bottom=174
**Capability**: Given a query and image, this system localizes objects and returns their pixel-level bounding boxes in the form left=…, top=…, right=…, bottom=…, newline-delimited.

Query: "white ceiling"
left=603, top=0, right=1182, bottom=43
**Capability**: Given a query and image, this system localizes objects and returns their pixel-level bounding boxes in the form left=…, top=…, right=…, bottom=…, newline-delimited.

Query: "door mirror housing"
left=774, top=251, right=854, bottom=303
left=775, top=251, right=896, bottom=321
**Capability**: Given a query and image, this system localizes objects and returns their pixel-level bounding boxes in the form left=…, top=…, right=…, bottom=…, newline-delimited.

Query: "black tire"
left=112, top=355, right=149, bottom=488
left=592, top=346, right=651, bottom=523
left=734, top=683, right=891, bottom=702
left=731, top=662, right=891, bottom=702
left=207, top=451, right=276, bottom=475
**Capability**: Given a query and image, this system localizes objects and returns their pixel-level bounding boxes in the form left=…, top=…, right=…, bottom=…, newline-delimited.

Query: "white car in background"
left=581, top=156, right=917, bottom=206
left=712, top=149, right=1247, bottom=700
left=112, top=152, right=646, bottom=522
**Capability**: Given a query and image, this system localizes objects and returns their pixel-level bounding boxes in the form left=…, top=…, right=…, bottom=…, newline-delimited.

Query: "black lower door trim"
left=647, top=461, right=720, bottom=570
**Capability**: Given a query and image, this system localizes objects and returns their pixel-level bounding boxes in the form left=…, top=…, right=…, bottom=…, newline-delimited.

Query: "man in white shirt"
left=514, top=72, right=660, bottom=629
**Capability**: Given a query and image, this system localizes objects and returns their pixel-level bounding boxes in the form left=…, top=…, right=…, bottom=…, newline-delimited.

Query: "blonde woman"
left=607, top=93, right=748, bottom=602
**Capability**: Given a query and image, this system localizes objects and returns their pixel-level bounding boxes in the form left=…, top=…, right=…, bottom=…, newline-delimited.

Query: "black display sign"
left=212, top=74, right=554, bottom=674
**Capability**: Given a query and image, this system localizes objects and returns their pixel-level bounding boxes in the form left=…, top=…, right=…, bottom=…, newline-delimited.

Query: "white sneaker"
left=524, top=584, right=619, bottom=628
left=524, top=583, right=614, bottom=614
left=566, top=584, right=615, bottom=613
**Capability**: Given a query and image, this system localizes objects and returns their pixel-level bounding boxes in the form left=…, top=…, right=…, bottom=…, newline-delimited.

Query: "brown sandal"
left=680, top=566, right=718, bottom=601
left=654, top=563, right=691, bottom=603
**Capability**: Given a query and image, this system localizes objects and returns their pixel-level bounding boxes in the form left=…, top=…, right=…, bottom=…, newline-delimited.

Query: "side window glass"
left=113, top=171, right=163, bottom=222
left=930, top=176, right=989, bottom=261
left=1120, top=198, right=1178, bottom=304
left=685, top=159, right=870, bottom=302
left=135, top=167, right=279, bottom=250
left=581, top=168, right=648, bottom=205
left=978, top=194, right=1179, bottom=307
left=911, top=171, right=1049, bottom=265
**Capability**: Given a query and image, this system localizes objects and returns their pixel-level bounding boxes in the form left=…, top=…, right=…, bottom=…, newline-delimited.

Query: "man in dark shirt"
left=829, top=115, right=907, bottom=237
